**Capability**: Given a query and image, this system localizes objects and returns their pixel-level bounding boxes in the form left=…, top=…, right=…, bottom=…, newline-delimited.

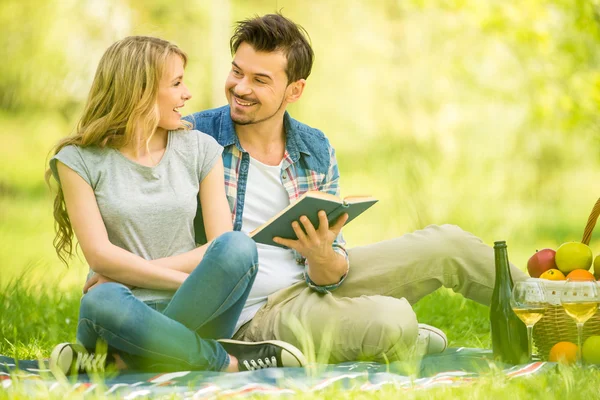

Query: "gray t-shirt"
left=50, top=129, right=223, bottom=301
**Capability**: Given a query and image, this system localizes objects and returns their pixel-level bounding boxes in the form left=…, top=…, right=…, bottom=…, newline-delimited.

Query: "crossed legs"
left=77, top=231, right=258, bottom=371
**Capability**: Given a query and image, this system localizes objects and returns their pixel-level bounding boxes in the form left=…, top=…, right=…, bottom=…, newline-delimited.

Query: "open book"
left=250, top=191, right=378, bottom=247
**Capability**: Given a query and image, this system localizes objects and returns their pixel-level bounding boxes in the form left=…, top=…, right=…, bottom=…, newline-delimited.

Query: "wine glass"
left=511, top=281, right=549, bottom=361
left=560, top=279, right=600, bottom=365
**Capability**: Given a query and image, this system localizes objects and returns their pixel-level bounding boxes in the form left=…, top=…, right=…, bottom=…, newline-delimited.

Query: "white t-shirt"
left=235, top=156, right=304, bottom=332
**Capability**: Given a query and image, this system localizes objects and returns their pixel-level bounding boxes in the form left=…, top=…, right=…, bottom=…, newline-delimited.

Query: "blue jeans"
left=76, top=231, right=258, bottom=372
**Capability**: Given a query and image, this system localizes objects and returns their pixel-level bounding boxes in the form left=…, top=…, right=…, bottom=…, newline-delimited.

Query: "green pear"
left=594, top=255, right=600, bottom=280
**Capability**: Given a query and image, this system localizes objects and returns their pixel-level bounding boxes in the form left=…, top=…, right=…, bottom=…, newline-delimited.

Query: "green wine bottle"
left=490, top=240, right=529, bottom=364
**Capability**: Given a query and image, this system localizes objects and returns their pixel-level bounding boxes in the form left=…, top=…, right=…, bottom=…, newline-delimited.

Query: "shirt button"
left=282, top=174, right=287, bottom=179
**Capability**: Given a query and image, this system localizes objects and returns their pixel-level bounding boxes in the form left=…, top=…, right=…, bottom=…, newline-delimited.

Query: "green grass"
left=3, top=276, right=600, bottom=398
left=3, top=0, right=600, bottom=396
left=0, top=272, right=80, bottom=361
left=1, top=104, right=599, bottom=396
left=1, top=269, right=490, bottom=359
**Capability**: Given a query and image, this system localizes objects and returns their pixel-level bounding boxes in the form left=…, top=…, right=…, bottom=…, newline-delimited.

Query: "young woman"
left=46, top=36, right=306, bottom=376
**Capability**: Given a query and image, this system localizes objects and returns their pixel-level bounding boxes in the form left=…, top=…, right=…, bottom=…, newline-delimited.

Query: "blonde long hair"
left=46, top=36, right=190, bottom=265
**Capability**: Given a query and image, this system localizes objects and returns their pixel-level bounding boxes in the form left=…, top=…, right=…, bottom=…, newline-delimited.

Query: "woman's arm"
left=57, top=162, right=188, bottom=290
left=149, top=158, right=233, bottom=273
left=199, top=157, right=233, bottom=240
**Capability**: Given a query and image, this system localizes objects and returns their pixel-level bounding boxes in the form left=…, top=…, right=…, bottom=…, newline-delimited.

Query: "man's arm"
left=274, top=211, right=349, bottom=285
left=273, top=145, right=350, bottom=291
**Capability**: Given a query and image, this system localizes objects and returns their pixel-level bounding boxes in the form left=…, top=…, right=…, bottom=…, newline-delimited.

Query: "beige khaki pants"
left=233, top=224, right=527, bottom=362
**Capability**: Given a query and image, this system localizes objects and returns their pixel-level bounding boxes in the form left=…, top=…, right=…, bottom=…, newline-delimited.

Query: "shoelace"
left=242, top=356, right=277, bottom=371
left=75, top=352, right=107, bottom=372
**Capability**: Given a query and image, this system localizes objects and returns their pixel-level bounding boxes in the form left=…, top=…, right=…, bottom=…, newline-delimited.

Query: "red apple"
left=527, top=248, right=557, bottom=278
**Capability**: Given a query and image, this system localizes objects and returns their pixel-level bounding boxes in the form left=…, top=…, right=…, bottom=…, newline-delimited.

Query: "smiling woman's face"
left=156, top=54, right=192, bottom=134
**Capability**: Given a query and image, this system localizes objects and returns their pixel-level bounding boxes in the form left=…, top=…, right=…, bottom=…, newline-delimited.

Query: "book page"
left=343, top=195, right=376, bottom=204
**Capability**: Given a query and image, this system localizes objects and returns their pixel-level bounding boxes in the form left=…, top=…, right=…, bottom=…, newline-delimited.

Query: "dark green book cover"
left=251, top=191, right=378, bottom=248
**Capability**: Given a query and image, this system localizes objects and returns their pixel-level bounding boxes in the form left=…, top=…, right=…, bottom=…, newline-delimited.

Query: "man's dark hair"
left=230, top=13, right=314, bottom=83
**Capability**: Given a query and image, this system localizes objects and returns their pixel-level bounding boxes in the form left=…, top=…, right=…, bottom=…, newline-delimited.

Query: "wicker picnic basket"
left=532, top=198, right=600, bottom=359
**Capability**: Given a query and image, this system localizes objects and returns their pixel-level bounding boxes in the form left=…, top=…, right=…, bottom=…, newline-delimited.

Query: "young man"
left=186, top=14, right=528, bottom=362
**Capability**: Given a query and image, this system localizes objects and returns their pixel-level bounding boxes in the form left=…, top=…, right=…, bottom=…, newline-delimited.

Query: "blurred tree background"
left=1, top=0, right=600, bottom=288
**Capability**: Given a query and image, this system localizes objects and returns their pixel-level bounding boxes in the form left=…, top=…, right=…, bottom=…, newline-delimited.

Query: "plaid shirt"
left=186, top=106, right=349, bottom=293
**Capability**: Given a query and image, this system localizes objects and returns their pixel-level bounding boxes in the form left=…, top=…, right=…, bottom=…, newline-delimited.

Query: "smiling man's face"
left=225, top=42, right=292, bottom=126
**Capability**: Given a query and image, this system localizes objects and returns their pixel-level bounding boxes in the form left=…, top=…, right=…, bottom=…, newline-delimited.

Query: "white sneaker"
left=49, top=343, right=107, bottom=377
left=418, top=323, right=448, bottom=354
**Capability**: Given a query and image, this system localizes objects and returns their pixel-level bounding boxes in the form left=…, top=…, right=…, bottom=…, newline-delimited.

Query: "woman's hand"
left=83, top=273, right=132, bottom=294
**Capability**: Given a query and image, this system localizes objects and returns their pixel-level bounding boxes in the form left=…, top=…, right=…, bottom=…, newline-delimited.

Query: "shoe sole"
left=49, top=342, right=86, bottom=377
left=217, top=339, right=308, bottom=367
left=418, top=323, right=448, bottom=353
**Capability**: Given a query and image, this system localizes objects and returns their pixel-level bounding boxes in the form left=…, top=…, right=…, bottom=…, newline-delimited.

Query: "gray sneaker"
left=49, top=343, right=107, bottom=377
left=418, top=324, right=448, bottom=354
left=218, top=339, right=307, bottom=371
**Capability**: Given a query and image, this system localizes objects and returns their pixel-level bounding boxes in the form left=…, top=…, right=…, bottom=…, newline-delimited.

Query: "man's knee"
left=424, top=224, right=481, bottom=264
left=427, top=224, right=471, bottom=246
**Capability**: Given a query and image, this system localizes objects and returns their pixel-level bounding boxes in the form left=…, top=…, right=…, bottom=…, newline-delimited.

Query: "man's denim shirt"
left=184, top=105, right=348, bottom=293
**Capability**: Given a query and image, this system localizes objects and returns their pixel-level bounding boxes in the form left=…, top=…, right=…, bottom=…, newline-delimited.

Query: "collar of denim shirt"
left=215, top=105, right=312, bottom=164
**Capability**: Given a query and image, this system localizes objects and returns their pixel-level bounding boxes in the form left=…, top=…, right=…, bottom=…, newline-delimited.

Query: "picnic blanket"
left=1, top=348, right=554, bottom=398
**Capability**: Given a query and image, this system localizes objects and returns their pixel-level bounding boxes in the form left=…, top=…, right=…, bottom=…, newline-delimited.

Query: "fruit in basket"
left=539, top=269, right=566, bottom=280
left=548, top=341, right=578, bottom=365
left=527, top=248, right=557, bottom=278
left=555, top=242, right=593, bottom=274
left=582, top=336, right=600, bottom=364
left=594, top=255, right=600, bottom=280
left=565, top=269, right=596, bottom=281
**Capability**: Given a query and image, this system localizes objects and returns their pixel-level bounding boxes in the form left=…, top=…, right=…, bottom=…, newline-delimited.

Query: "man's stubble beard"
left=230, top=92, right=287, bottom=127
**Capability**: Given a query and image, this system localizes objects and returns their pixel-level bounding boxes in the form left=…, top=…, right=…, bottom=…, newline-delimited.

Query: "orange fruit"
left=548, top=341, right=578, bottom=364
left=539, top=269, right=566, bottom=281
left=566, top=269, right=596, bottom=281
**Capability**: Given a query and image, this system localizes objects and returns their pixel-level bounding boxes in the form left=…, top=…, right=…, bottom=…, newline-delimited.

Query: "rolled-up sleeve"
left=303, top=145, right=349, bottom=293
